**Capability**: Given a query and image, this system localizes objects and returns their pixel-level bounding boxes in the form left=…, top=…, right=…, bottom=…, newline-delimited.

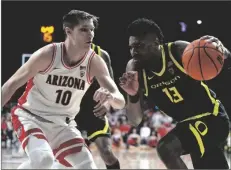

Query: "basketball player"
left=119, top=18, right=231, bottom=169
left=1, top=10, right=125, bottom=169
left=76, top=43, right=121, bottom=169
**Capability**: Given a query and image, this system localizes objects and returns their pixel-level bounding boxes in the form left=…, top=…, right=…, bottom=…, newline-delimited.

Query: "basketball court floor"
left=2, top=144, right=230, bottom=169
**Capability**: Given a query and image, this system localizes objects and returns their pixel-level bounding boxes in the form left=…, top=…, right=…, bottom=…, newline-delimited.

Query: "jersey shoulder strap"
left=91, top=43, right=102, bottom=57
left=167, top=42, right=187, bottom=74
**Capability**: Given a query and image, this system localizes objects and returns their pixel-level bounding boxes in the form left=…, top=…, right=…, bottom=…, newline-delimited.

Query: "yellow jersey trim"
left=97, top=45, right=101, bottom=57
left=91, top=43, right=96, bottom=51
left=168, top=42, right=187, bottom=74
left=142, top=69, right=149, bottom=97
left=200, top=82, right=220, bottom=116
left=151, top=45, right=166, bottom=76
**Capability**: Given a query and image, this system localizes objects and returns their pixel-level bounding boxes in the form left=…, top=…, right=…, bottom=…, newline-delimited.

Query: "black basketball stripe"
left=198, top=40, right=205, bottom=80
left=186, top=47, right=196, bottom=73
left=203, top=46, right=219, bottom=73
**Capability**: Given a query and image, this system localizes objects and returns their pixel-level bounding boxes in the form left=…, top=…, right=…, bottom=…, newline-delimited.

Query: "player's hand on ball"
left=93, top=87, right=114, bottom=104
left=119, top=71, right=139, bottom=96
left=200, top=35, right=225, bottom=53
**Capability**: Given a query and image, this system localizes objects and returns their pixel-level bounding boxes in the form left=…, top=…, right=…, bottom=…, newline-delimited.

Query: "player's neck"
left=63, top=40, right=88, bottom=65
left=146, top=49, right=163, bottom=71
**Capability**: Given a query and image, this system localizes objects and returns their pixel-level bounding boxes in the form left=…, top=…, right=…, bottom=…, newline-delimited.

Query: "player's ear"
left=64, top=27, right=72, bottom=35
left=154, top=38, right=160, bottom=46
left=153, top=39, right=160, bottom=50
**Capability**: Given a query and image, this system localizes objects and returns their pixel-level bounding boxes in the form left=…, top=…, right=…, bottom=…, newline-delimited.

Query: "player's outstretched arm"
left=90, top=54, right=125, bottom=110
left=1, top=44, right=54, bottom=107
left=119, top=59, right=143, bottom=126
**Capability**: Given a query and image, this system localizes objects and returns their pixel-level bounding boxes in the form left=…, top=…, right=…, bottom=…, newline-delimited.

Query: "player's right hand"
left=119, top=71, right=139, bottom=96
left=93, top=101, right=110, bottom=119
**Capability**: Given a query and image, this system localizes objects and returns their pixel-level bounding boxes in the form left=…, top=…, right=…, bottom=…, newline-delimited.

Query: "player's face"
left=68, top=19, right=95, bottom=49
left=129, top=33, right=160, bottom=63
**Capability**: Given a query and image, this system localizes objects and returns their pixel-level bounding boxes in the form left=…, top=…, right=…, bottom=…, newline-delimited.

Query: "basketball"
left=182, top=39, right=225, bottom=81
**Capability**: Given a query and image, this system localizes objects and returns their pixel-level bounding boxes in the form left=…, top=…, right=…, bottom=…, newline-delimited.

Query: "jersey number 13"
left=162, top=86, right=183, bottom=103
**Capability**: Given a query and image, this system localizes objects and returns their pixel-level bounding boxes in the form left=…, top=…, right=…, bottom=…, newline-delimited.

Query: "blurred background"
left=1, top=1, right=231, bottom=168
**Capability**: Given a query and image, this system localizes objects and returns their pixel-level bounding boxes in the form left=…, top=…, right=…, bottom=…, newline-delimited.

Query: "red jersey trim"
left=86, top=51, right=96, bottom=84
left=18, top=78, right=34, bottom=106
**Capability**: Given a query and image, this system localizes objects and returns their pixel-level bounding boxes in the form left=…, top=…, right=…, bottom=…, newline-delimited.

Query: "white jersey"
left=17, top=42, right=95, bottom=125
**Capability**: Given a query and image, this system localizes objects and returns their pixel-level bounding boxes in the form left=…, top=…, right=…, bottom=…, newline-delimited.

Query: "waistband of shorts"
left=180, top=112, right=213, bottom=123
left=14, top=105, right=75, bottom=125
left=180, top=99, right=224, bottom=122
left=13, top=105, right=54, bottom=123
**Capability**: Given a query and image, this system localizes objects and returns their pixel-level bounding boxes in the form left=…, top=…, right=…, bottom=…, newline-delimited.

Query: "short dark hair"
left=127, top=18, right=164, bottom=44
left=63, top=10, right=99, bottom=31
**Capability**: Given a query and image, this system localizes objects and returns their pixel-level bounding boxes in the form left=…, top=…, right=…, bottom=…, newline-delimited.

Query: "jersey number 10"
left=56, top=90, right=72, bottom=106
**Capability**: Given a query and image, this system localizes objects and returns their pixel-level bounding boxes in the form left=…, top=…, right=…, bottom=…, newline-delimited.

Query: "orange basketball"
left=182, top=39, right=225, bottom=81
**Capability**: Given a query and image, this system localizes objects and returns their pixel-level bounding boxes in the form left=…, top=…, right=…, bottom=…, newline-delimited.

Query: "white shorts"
left=11, top=106, right=93, bottom=168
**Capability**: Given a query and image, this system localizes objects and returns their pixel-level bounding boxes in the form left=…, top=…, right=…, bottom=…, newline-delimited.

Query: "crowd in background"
left=1, top=101, right=231, bottom=154
left=107, top=107, right=175, bottom=149
left=1, top=103, right=17, bottom=149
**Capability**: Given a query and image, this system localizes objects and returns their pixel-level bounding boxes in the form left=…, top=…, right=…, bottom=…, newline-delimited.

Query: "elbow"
left=3, top=80, right=16, bottom=91
left=119, top=96, right=126, bottom=109
left=3, top=79, right=21, bottom=95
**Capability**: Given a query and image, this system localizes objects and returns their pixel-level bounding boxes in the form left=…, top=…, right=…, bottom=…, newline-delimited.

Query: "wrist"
left=224, top=48, right=231, bottom=59
left=103, top=101, right=111, bottom=112
left=129, top=92, right=140, bottom=103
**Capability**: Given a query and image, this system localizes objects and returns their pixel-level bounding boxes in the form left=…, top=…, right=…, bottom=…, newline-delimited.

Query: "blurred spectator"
left=156, top=122, right=175, bottom=140
left=151, top=110, right=173, bottom=129
left=147, top=131, right=158, bottom=148
left=140, top=122, right=151, bottom=145
left=127, top=128, right=141, bottom=148
left=119, top=119, right=131, bottom=135
left=6, top=113, right=14, bottom=148
left=119, top=119, right=131, bottom=147
left=111, top=128, right=123, bottom=148
left=1, top=116, right=7, bottom=148
left=156, top=124, right=169, bottom=140
left=109, top=116, right=118, bottom=129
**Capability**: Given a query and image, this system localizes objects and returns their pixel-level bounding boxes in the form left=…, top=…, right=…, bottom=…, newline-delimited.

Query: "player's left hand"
left=93, top=87, right=114, bottom=104
left=200, top=35, right=225, bottom=53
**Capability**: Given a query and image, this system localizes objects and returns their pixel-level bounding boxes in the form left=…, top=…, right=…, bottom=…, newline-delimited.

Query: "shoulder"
left=126, top=59, right=137, bottom=72
left=169, top=40, right=190, bottom=61
left=174, top=40, right=190, bottom=49
left=100, top=48, right=111, bottom=64
left=90, top=52, right=106, bottom=68
left=20, top=43, right=56, bottom=73
left=31, top=43, right=55, bottom=62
